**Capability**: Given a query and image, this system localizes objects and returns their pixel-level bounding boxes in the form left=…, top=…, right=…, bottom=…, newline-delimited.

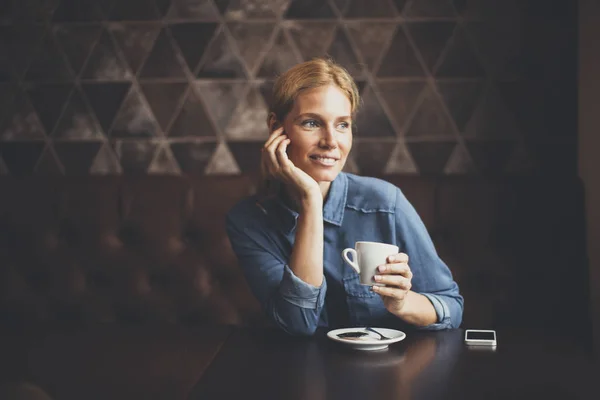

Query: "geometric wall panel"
left=90, top=142, right=122, bottom=174
left=82, top=83, right=131, bottom=134
left=227, top=22, right=275, bottom=73
left=113, top=140, right=159, bottom=174
left=148, top=143, right=181, bottom=175
left=54, top=25, right=102, bottom=75
left=169, top=89, right=217, bottom=138
left=26, top=84, right=73, bottom=136
left=407, top=141, right=457, bottom=175
left=354, top=141, right=395, bottom=175
left=197, top=30, right=247, bottom=79
left=406, top=22, right=455, bottom=74
left=326, top=27, right=364, bottom=79
left=25, top=34, right=73, bottom=82
left=405, top=0, right=456, bottom=18
left=54, top=141, right=103, bottom=174
left=53, top=88, right=104, bottom=139
left=377, top=25, right=425, bottom=77
left=139, top=29, right=187, bottom=79
left=378, top=81, right=426, bottom=133
left=345, top=22, right=396, bottom=71
left=284, top=0, right=336, bottom=19
left=205, top=142, right=240, bottom=175
left=0, top=0, right=578, bottom=177
left=111, top=86, right=161, bottom=138
left=221, top=0, right=290, bottom=19
left=257, top=29, right=300, bottom=78
left=225, top=86, right=268, bottom=140
left=35, top=145, right=64, bottom=176
left=0, top=90, right=46, bottom=140
left=342, top=0, right=396, bottom=18
left=141, top=82, right=188, bottom=132
left=435, top=27, right=485, bottom=77
left=436, top=81, right=483, bottom=132
left=81, top=30, right=132, bottom=80
left=166, top=0, right=220, bottom=20
left=170, top=22, right=218, bottom=73
left=52, top=0, right=105, bottom=23
left=384, top=142, right=418, bottom=174
left=286, top=21, right=335, bottom=62
left=1, top=25, right=45, bottom=79
left=0, top=142, right=46, bottom=175
left=405, top=86, right=456, bottom=138
left=110, top=23, right=161, bottom=74
left=171, top=141, right=217, bottom=174
left=354, top=86, right=396, bottom=138
left=465, top=140, right=515, bottom=175
left=443, top=144, right=476, bottom=174
left=195, top=81, right=247, bottom=133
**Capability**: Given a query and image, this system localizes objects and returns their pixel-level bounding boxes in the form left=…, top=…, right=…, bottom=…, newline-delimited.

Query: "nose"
left=319, top=125, right=338, bottom=149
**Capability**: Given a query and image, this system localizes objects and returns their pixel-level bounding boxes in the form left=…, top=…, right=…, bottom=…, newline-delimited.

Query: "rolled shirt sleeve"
left=279, top=264, right=327, bottom=309
left=226, top=216, right=327, bottom=336
left=394, top=188, right=464, bottom=330
left=419, top=292, right=463, bottom=330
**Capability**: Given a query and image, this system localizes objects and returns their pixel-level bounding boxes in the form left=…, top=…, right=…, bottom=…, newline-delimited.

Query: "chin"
left=307, top=168, right=342, bottom=183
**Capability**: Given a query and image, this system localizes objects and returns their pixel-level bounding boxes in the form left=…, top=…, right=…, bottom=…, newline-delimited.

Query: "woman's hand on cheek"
left=372, top=253, right=413, bottom=316
left=261, top=127, right=320, bottom=203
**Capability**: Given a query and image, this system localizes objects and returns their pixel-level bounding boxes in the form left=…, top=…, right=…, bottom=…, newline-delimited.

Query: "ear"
left=267, top=112, right=280, bottom=132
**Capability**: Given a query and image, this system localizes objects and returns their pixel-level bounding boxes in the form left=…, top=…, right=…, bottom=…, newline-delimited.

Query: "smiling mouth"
left=309, top=155, right=338, bottom=166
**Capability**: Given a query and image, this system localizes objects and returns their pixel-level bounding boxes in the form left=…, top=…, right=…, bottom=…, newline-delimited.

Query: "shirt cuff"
left=419, top=293, right=451, bottom=329
left=278, top=264, right=327, bottom=309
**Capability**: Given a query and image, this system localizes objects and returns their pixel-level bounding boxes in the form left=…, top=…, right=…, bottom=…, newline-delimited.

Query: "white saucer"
left=327, top=327, right=407, bottom=351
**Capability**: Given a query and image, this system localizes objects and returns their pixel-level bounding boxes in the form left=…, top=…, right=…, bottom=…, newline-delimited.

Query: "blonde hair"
left=269, top=57, right=360, bottom=122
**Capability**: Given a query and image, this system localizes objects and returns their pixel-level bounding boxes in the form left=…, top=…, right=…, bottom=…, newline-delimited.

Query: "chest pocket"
left=343, top=274, right=389, bottom=325
left=343, top=274, right=377, bottom=298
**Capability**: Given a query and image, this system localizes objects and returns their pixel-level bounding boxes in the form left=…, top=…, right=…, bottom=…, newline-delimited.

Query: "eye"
left=338, top=121, right=350, bottom=130
left=302, top=119, right=320, bottom=128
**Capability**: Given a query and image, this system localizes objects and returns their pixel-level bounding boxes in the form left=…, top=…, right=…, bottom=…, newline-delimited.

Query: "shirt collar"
left=259, top=172, right=348, bottom=235
left=322, top=171, right=347, bottom=226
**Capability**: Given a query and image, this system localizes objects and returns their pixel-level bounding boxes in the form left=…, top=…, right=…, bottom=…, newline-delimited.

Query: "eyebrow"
left=294, top=113, right=352, bottom=121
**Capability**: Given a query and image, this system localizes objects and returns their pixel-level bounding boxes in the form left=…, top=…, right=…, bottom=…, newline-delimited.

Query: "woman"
left=226, top=58, right=463, bottom=336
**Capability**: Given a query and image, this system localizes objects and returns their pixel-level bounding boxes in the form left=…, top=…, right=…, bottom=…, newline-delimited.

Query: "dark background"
left=0, top=0, right=577, bottom=177
left=0, top=0, right=597, bottom=358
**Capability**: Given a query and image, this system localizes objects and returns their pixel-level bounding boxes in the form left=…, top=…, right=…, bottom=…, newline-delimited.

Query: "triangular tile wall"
left=0, top=0, right=577, bottom=176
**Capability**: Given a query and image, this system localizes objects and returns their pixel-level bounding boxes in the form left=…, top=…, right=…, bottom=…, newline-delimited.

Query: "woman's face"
left=281, top=85, right=353, bottom=185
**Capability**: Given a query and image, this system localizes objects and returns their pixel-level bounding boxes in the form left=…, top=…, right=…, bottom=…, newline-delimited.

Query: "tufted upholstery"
left=0, top=175, right=591, bottom=341
left=0, top=176, right=264, bottom=326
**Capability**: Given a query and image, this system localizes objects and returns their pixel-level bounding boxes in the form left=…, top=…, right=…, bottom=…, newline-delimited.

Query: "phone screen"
left=467, top=331, right=495, bottom=340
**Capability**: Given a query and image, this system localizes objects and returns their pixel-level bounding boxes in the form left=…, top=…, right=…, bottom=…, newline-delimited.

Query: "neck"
left=281, top=181, right=332, bottom=211
left=319, top=181, right=331, bottom=200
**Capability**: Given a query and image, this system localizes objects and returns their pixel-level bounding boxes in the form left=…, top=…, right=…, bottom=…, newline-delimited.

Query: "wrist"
left=299, top=189, right=323, bottom=210
left=395, top=291, right=439, bottom=326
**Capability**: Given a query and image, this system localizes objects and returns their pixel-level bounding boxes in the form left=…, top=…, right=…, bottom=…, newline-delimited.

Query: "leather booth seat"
left=0, top=175, right=591, bottom=341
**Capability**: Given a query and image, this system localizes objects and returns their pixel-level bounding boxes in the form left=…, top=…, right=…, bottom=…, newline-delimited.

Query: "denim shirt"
left=226, top=172, right=463, bottom=336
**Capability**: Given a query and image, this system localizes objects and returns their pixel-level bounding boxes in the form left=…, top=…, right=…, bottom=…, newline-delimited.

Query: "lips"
left=309, top=154, right=339, bottom=166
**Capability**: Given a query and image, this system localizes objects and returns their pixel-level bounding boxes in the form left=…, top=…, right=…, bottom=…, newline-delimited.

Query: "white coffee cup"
left=342, top=241, right=399, bottom=286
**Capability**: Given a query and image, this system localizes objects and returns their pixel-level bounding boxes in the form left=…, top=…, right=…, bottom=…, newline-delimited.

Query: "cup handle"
left=342, top=248, right=360, bottom=274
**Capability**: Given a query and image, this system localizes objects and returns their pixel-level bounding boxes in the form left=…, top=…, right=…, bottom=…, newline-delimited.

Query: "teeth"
left=313, top=156, right=336, bottom=165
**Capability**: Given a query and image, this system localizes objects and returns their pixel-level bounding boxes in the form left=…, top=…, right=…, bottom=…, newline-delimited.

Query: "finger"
left=263, top=126, right=285, bottom=150
left=377, top=262, right=412, bottom=279
left=387, top=253, right=409, bottom=264
left=372, top=285, right=408, bottom=300
left=373, top=274, right=412, bottom=290
left=276, top=138, right=293, bottom=170
left=265, top=135, right=288, bottom=174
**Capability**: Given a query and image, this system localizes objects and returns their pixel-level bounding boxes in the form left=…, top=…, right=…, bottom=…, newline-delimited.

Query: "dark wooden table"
left=188, top=328, right=599, bottom=400
left=1, top=326, right=598, bottom=399
left=0, top=325, right=232, bottom=400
